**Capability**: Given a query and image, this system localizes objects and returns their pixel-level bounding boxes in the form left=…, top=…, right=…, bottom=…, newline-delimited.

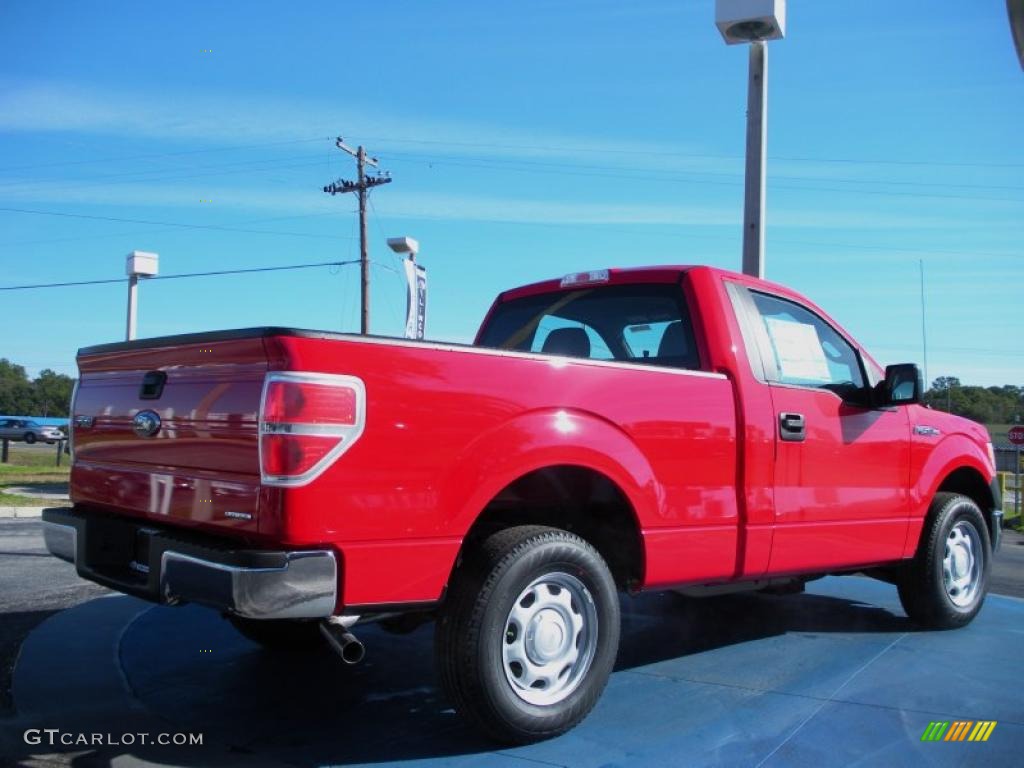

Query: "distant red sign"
left=1009, top=426, right=1024, bottom=446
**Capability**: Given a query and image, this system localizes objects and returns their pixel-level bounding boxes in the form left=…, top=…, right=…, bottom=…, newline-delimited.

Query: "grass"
left=0, top=444, right=70, bottom=506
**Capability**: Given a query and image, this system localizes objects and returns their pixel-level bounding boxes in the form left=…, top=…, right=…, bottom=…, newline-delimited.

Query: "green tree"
left=33, top=369, right=75, bottom=417
left=0, top=359, right=36, bottom=415
left=924, top=375, right=1023, bottom=425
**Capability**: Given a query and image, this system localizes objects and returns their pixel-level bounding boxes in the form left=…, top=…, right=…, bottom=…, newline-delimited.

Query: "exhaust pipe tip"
left=319, top=621, right=365, bottom=665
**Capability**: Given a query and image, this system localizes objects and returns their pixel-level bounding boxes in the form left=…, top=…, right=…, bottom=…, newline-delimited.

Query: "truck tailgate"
left=71, top=335, right=269, bottom=536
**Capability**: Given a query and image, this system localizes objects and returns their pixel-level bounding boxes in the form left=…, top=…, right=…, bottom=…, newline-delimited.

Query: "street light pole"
left=126, top=273, right=139, bottom=341
left=715, top=0, right=786, bottom=279
left=742, top=41, right=768, bottom=279
left=124, top=251, right=158, bottom=341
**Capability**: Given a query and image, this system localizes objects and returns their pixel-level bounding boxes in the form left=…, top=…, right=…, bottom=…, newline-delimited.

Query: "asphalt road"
left=0, top=519, right=108, bottom=715
left=0, top=518, right=1021, bottom=725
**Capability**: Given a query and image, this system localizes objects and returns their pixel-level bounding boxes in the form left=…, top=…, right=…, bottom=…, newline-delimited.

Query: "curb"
left=0, top=507, right=47, bottom=518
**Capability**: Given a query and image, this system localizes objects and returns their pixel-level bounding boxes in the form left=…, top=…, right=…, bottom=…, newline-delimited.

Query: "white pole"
left=126, top=274, right=139, bottom=341
left=742, top=41, right=768, bottom=279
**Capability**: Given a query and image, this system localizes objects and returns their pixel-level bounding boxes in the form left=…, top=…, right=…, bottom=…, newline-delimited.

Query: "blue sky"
left=1, top=0, right=1021, bottom=386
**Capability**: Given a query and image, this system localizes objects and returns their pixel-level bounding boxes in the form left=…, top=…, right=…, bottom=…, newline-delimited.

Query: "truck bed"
left=71, top=326, right=739, bottom=606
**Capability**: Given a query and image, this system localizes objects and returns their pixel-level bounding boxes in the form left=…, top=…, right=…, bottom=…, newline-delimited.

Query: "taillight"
left=258, top=372, right=366, bottom=486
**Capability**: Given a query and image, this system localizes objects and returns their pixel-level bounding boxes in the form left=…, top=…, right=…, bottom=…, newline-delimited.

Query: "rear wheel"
left=435, top=525, right=620, bottom=744
left=898, top=493, right=990, bottom=629
left=24, top=432, right=36, bottom=444
left=226, top=615, right=323, bottom=651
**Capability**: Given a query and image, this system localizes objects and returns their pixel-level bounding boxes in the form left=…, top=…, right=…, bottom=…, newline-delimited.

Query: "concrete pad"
left=4, top=484, right=69, bottom=501
left=0, top=507, right=46, bottom=518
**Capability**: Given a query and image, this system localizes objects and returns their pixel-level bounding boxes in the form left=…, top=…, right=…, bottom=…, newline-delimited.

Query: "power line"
left=381, top=153, right=1024, bottom=205
left=7, top=144, right=1019, bottom=198
left=0, top=260, right=361, bottom=292
left=382, top=150, right=1024, bottom=193
left=0, top=136, right=331, bottom=174
left=4, top=130, right=1019, bottom=182
left=375, top=207, right=1020, bottom=260
left=0, top=206, right=355, bottom=240
left=0, top=156, right=331, bottom=191
left=346, top=134, right=1024, bottom=171
left=0, top=209, right=345, bottom=248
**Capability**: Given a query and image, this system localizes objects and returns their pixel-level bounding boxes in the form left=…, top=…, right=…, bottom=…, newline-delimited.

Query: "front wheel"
left=898, top=492, right=991, bottom=629
left=435, top=526, right=620, bottom=744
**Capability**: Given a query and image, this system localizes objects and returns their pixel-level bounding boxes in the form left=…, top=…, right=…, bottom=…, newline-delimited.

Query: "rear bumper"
left=41, top=507, right=337, bottom=620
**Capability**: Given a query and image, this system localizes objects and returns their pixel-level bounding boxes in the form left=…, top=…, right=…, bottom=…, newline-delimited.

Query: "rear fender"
left=438, top=408, right=659, bottom=536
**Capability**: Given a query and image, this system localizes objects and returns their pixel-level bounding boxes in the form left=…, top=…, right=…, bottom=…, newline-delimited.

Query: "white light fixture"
left=387, top=236, right=420, bottom=259
left=125, top=250, right=159, bottom=340
left=716, top=0, right=786, bottom=44
left=387, top=236, right=427, bottom=340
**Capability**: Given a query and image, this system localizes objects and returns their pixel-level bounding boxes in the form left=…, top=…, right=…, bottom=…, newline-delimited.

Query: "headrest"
left=658, top=321, right=689, bottom=358
left=541, top=327, right=591, bottom=358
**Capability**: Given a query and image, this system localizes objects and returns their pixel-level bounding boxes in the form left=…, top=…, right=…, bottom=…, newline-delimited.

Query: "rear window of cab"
left=477, top=284, right=701, bottom=370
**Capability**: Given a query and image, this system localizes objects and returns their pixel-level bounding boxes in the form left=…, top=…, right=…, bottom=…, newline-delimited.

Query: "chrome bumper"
left=42, top=508, right=337, bottom=620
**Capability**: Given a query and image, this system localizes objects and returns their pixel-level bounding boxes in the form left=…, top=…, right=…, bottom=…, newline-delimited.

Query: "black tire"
left=23, top=432, right=36, bottom=444
left=898, top=493, right=991, bottom=629
left=226, top=615, right=323, bottom=651
left=435, top=525, right=620, bottom=744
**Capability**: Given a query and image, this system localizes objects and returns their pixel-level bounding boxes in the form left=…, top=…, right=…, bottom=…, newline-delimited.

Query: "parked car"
left=0, top=418, right=65, bottom=444
left=42, top=265, right=1002, bottom=743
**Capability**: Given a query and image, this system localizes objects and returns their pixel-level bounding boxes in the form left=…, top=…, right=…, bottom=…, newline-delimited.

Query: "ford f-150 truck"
left=42, top=265, right=1002, bottom=743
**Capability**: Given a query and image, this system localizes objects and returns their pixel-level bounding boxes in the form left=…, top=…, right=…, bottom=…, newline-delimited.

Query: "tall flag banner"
left=404, top=259, right=427, bottom=340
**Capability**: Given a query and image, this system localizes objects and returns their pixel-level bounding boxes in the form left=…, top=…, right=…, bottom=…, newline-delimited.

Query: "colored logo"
left=921, top=721, right=996, bottom=742
left=132, top=410, right=162, bottom=438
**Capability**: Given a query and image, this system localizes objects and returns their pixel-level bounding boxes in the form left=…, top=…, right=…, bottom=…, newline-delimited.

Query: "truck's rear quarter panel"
left=265, top=334, right=739, bottom=605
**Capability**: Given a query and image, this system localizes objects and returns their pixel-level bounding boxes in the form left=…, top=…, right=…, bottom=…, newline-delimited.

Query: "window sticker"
left=764, top=317, right=831, bottom=383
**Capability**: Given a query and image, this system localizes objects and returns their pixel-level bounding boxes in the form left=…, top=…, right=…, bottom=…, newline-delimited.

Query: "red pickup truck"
left=43, top=265, right=1002, bottom=743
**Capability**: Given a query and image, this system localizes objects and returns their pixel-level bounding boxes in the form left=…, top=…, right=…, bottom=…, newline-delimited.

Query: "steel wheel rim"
left=502, top=571, right=599, bottom=706
left=943, top=520, right=982, bottom=608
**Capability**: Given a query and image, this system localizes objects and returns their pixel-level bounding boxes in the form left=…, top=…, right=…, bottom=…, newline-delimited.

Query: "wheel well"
left=936, top=466, right=995, bottom=529
left=460, top=465, right=644, bottom=590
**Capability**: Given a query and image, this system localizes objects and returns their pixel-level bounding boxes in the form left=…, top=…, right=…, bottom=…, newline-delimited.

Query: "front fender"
left=437, top=407, right=660, bottom=537
left=912, top=433, right=993, bottom=518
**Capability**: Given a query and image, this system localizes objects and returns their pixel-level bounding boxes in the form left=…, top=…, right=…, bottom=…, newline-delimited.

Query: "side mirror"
left=881, top=363, right=923, bottom=406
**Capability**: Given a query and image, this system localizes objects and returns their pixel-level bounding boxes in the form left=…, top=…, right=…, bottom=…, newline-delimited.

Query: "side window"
left=751, top=291, right=865, bottom=397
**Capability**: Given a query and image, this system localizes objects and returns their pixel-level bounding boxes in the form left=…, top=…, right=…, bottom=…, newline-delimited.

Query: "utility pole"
left=323, top=137, right=392, bottom=334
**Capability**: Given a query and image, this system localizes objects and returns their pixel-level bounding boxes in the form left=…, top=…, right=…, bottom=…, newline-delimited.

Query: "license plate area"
left=83, top=516, right=151, bottom=586
left=130, top=528, right=158, bottom=575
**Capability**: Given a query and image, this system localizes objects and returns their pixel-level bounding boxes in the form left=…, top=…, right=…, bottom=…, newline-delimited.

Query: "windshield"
left=477, top=283, right=701, bottom=370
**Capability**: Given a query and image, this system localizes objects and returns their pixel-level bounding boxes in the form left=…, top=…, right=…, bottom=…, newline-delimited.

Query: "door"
left=746, top=290, right=911, bottom=573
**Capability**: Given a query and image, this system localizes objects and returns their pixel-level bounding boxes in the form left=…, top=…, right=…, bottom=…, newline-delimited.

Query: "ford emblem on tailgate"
left=132, top=410, right=162, bottom=437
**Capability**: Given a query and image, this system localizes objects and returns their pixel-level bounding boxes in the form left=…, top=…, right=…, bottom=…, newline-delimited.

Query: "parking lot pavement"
left=2, top=522, right=1022, bottom=767
left=0, top=519, right=108, bottom=715
left=991, top=528, right=1024, bottom=598
left=1, top=518, right=1021, bottom=766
